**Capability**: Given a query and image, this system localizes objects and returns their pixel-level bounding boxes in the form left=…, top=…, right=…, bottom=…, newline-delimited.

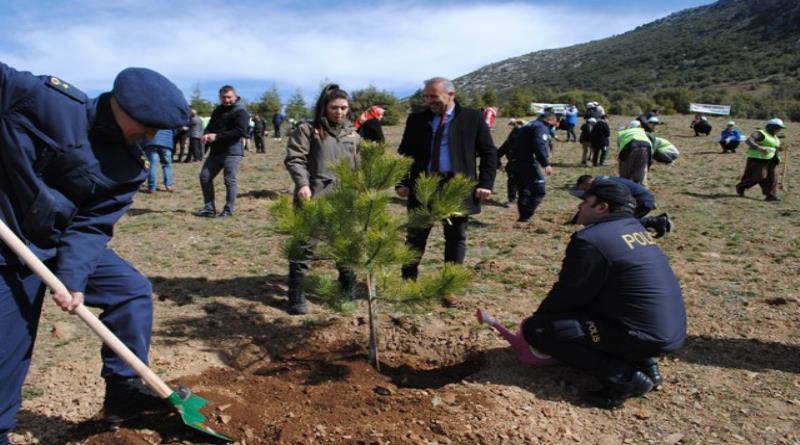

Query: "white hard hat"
left=586, top=102, right=593, bottom=108
left=726, top=121, right=735, bottom=127
left=588, top=117, right=597, bottom=123
left=766, top=118, right=786, bottom=128
left=647, top=116, right=660, bottom=124
left=628, top=120, right=642, bottom=128
left=700, top=116, right=707, bottom=121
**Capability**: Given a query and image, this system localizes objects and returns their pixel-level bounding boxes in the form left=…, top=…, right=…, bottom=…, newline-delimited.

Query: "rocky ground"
left=9, top=114, right=799, bottom=445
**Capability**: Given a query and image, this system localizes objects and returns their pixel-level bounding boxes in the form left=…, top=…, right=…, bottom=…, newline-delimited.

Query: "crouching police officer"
left=0, top=63, right=188, bottom=443
left=521, top=181, right=686, bottom=409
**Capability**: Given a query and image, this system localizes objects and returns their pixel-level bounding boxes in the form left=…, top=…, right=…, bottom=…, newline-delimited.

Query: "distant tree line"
left=189, top=82, right=799, bottom=124
left=486, top=86, right=800, bottom=121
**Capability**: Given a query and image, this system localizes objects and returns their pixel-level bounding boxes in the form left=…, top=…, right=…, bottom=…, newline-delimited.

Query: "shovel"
left=0, top=219, right=233, bottom=442
left=779, top=143, right=790, bottom=192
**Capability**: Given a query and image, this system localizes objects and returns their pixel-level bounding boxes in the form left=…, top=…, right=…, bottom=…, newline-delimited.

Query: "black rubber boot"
left=287, top=262, right=309, bottom=315
left=658, top=213, right=673, bottom=235
left=583, top=370, right=655, bottom=409
left=338, top=269, right=357, bottom=300
left=401, top=264, right=419, bottom=281
left=103, top=377, right=171, bottom=424
left=637, top=358, right=664, bottom=391
left=287, top=289, right=308, bottom=315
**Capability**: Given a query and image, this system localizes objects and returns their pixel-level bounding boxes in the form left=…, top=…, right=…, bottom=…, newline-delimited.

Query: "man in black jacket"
left=510, top=113, right=556, bottom=222
left=521, top=181, right=686, bottom=409
left=497, top=119, right=525, bottom=205
left=589, top=116, right=611, bottom=166
left=194, top=85, right=249, bottom=218
left=396, top=77, right=496, bottom=283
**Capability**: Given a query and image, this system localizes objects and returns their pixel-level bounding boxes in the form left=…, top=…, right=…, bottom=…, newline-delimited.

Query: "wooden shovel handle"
left=0, top=219, right=172, bottom=398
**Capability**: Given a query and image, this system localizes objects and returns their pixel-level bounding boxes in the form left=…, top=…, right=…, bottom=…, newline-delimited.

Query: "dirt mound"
left=83, top=334, right=489, bottom=445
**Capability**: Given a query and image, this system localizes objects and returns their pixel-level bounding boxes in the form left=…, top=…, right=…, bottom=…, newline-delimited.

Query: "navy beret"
left=112, top=67, right=188, bottom=129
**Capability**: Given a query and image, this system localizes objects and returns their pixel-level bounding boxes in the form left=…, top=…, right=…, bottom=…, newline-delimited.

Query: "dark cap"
left=570, top=180, right=636, bottom=210
left=112, top=67, right=189, bottom=129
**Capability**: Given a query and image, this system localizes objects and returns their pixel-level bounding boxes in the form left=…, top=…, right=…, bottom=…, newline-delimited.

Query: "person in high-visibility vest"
left=617, top=120, right=653, bottom=185
left=736, top=118, right=787, bottom=201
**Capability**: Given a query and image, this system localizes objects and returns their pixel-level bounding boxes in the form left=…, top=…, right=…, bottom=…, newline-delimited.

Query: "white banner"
left=689, top=103, right=731, bottom=115
left=530, top=102, right=568, bottom=114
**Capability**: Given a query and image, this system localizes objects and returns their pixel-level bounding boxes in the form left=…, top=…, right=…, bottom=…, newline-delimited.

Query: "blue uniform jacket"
left=510, top=119, right=551, bottom=169
left=537, top=213, right=686, bottom=351
left=594, top=176, right=656, bottom=212
left=0, top=63, right=147, bottom=292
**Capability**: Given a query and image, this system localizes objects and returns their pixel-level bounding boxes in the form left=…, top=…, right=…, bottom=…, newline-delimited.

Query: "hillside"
left=456, top=0, right=800, bottom=100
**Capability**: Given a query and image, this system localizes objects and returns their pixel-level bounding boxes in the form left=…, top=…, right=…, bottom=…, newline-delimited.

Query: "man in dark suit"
left=396, top=77, right=497, bottom=283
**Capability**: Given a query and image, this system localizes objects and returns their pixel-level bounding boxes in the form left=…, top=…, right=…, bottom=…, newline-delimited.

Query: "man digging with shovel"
left=0, top=63, right=228, bottom=443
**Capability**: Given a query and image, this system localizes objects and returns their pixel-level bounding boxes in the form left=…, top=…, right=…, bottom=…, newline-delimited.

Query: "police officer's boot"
left=641, top=213, right=672, bottom=238
left=636, top=358, right=664, bottom=391
left=401, top=264, right=419, bottom=281
left=103, top=377, right=171, bottom=424
left=287, top=262, right=308, bottom=315
left=338, top=269, right=357, bottom=300
left=583, top=370, right=654, bottom=409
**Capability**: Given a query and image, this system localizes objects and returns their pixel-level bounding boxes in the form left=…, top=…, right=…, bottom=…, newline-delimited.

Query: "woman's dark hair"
left=313, top=83, right=349, bottom=137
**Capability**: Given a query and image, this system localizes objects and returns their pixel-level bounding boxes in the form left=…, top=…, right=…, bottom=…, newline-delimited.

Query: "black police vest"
left=577, top=215, right=686, bottom=350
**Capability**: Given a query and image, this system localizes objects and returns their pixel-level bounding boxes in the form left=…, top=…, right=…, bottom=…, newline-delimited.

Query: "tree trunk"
left=366, top=272, right=380, bottom=371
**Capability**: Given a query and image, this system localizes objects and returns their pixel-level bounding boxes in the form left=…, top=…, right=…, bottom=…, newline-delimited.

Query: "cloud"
left=0, top=1, right=686, bottom=99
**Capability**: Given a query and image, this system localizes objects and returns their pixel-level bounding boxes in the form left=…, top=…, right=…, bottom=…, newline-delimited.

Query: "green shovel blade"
left=167, top=387, right=234, bottom=442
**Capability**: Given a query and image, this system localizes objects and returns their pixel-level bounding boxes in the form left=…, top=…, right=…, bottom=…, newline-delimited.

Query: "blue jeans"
left=145, top=146, right=174, bottom=191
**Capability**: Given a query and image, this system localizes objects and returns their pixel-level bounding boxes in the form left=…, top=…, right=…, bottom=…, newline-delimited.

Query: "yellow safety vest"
left=747, top=129, right=780, bottom=160
left=617, top=127, right=651, bottom=153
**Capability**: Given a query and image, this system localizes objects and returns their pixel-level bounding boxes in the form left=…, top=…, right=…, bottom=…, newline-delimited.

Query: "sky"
left=0, top=0, right=715, bottom=104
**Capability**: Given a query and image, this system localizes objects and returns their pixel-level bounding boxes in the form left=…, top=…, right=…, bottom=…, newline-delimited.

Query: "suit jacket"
left=398, top=102, right=497, bottom=214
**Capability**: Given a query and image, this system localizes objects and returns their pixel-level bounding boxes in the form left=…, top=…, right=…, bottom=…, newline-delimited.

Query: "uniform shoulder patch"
left=45, top=76, right=87, bottom=104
